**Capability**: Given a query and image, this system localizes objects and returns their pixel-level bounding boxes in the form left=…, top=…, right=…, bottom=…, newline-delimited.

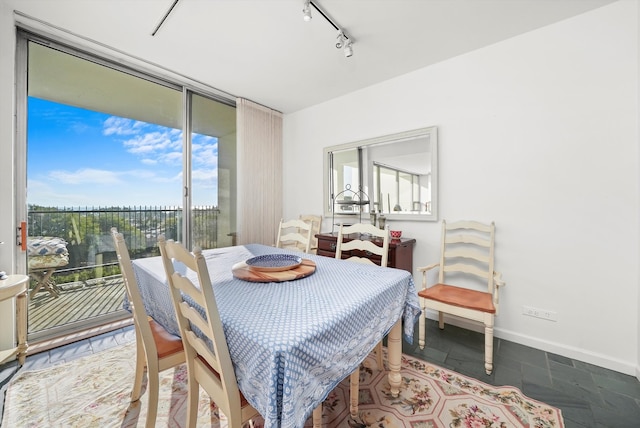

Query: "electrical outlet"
left=522, top=305, right=557, bottom=322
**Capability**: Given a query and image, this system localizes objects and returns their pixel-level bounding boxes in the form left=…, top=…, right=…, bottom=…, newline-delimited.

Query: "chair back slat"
left=444, top=234, right=491, bottom=247
left=171, top=271, right=207, bottom=308
left=177, top=298, right=211, bottom=343
left=445, top=220, right=493, bottom=232
left=442, top=263, right=492, bottom=280
left=443, top=248, right=491, bottom=264
left=184, top=329, right=221, bottom=374
left=340, top=239, right=386, bottom=255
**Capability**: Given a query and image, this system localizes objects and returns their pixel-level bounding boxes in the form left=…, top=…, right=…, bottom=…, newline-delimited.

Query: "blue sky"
left=27, top=98, right=218, bottom=208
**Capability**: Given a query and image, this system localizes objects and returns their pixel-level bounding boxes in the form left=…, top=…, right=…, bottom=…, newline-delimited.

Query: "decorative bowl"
left=390, top=230, right=402, bottom=239
left=246, top=254, right=302, bottom=272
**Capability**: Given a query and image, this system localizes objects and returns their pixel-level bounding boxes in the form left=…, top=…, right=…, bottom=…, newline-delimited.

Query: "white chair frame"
left=417, top=220, right=506, bottom=375
left=111, top=228, right=185, bottom=428
left=335, top=222, right=389, bottom=417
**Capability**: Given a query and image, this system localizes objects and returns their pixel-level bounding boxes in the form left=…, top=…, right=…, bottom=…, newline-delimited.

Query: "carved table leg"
left=350, top=369, right=359, bottom=417
left=312, top=404, right=322, bottom=428
left=387, top=319, right=402, bottom=397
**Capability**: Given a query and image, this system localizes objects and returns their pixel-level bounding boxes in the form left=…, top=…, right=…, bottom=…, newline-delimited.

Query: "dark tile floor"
left=1, top=321, right=639, bottom=428
left=403, top=321, right=640, bottom=428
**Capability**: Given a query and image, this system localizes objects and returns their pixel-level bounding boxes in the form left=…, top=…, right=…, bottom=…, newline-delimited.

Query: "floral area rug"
left=2, top=343, right=564, bottom=427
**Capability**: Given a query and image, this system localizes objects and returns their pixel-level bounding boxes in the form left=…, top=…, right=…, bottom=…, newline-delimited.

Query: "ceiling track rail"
left=151, top=0, right=181, bottom=36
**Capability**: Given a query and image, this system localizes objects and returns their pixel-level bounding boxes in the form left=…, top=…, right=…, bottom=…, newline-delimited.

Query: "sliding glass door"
left=189, top=93, right=237, bottom=249
left=19, top=32, right=236, bottom=341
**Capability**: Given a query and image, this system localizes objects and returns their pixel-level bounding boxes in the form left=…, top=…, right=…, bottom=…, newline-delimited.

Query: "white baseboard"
left=421, top=311, right=637, bottom=377
left=495, top=327, right=636, bottom=377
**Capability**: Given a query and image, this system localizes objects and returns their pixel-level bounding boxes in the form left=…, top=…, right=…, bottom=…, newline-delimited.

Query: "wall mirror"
left=324, top=126, right=438, bottom=225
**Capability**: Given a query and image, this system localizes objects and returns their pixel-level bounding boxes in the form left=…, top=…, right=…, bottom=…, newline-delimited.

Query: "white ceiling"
left=8, top=0, right=616, bottom=114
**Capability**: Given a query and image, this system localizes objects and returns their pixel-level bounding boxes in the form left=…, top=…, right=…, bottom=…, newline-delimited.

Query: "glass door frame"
left=15, top=29, right=236, bottom=342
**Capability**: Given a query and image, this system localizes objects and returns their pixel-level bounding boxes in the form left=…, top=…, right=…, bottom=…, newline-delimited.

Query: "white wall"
left=283, top=1, right=639, bottom=375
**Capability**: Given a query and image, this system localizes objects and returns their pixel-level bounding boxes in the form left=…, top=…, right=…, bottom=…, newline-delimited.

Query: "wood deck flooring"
left=28, top=276, right=128, bottom=333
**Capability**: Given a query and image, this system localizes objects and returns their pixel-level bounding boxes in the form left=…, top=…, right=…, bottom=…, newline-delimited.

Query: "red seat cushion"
left=418, top=283, right=496, bottom=314
left=148, top=317, right=184, bottom=358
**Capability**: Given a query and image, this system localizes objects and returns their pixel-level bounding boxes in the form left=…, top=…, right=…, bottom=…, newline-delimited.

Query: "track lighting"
left=302, top=0, right=312, bottom=22
left=302, top=0, right=355, bottom=58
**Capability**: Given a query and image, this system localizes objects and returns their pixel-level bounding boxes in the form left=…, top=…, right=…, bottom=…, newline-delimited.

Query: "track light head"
left=336, top=30, right=345, bottom=49
left=302, top=0, right=312, bottom=21
left=344, top=39, right=353, bottom=57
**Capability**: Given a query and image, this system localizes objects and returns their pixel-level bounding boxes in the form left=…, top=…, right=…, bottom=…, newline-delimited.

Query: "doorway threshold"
left=27, top=318, right=133, bottom=356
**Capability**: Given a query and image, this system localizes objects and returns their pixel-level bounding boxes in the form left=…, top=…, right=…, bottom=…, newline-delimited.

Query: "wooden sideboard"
left=315, top=232, right=416, bottom=273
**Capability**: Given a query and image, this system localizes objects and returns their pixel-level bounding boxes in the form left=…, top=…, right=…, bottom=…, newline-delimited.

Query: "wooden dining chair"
left=110, top=228, right=185, bottom=428
left=157, top=235, right=261, bottom=428
left=275, top=218, right=313, bottom=253
left=335, top=222, right=390, bottom=417
left=299, top=214, right=322, bottom=254
left=336, top=222, right=389, bottom=370
left=417, top=220, right=506, bottom=375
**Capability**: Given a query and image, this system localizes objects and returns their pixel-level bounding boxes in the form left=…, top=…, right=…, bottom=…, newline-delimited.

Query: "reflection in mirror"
left=324, top=126, right=438, bottom=223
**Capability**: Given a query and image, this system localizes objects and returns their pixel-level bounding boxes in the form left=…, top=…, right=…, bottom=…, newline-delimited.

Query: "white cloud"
left=48, top=168, right=122, bottom=185
left=104, top=115, right=184, bottom=166
left=103, top=117, right=146, bottom=136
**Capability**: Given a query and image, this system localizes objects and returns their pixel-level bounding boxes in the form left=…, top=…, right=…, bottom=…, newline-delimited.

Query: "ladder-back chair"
left=299, top=214, right=322, bottom=253
left=111, top=228, right=185, bottom=427
left=275, top=218, right=313, bottom=253
left=335, top=222, right=389, bottom=417
left=417, top=220, right=505, bottom=375
left=158, top=236, right=261, bottom=428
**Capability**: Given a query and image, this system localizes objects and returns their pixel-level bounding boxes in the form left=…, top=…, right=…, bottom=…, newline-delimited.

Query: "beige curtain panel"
left=236, top=98, right=283, bottom=246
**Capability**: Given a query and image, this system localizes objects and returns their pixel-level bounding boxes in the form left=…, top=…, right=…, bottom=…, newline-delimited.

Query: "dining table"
left=130, top=243, right=421, bottom=428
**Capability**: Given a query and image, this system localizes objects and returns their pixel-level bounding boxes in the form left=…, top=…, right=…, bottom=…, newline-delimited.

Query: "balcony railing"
left=26, top=205, right=221, bottom=336
left=29, top=205, right=221, bottom=264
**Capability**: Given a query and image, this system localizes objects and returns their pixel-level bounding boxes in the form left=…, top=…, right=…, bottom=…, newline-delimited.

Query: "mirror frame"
left=323, top=126, right=438, bottom=222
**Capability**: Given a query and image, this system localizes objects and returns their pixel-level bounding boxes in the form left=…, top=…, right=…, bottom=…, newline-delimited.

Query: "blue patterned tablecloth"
left=131, top=244, right=421, bottom=428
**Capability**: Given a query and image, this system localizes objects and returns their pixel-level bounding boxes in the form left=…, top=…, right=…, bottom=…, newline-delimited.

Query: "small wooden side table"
left=0, top=274, right=29, bottom=365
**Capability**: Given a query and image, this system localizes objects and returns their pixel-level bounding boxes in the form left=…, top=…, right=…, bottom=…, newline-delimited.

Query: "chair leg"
left=484, top=322, right=494, bottom=375
left=418, top=300, right=426, bottom=350
left=312, top=404, right=323, bottom=428
left=438, top=311, right=445, bottom=329
left=131, top=336, right=145, bottom=402
left=186, top=373, right=199, bottom=428
left=349, top=369, right=359, bottom=418
left=375, top=341, right=384, bottom=370
left=144, top=367, right=160, bottom=428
